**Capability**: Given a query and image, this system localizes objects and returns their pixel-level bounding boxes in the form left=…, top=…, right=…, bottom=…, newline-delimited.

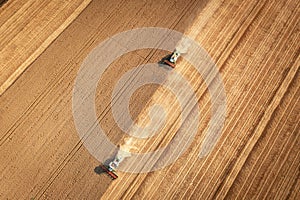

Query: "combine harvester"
left=162, top=36, right=191, bottom=68
left=100, top=150, right=131, bottom=180
left=162, top=49, right=181, bottom=68
left=99, top=162, right=119, bottom=180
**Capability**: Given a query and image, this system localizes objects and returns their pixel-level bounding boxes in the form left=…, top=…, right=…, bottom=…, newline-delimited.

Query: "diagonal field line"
left=146, top=0, right=256, bottom=198
left=207, top=5, right=298, bottom=200
left=0, top=0, right=89, bottom=95
left=259, top=121, right=300, bottom=199
left=169, top=0, right=274, bottom=198
left=106, top=0, right=224, bottom=197
left=161, top=0, right=266, bottom=198
left=117, top=0, right=272, bottom=198
left=215, top=31, right=299, bottom=200
left=110, top=0, right=255, bottom=196
left=236, top=79, right=300, bottom=198
left=146, top=0, right=298, bottom=198
left=241, top=92, right=300, bottom=198
left=0, top=0, right=94, bottom=144
left=273, top=116, right=300, bottom=198
left=275, top=143, right=300, bottom=200
left=213, top=7, right=300, bottom=200
left=182, top=0, right=298, bottom=198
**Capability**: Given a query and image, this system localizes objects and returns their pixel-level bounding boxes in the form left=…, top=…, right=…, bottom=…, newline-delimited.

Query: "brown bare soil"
left=0, top=0, right=299, bottom=199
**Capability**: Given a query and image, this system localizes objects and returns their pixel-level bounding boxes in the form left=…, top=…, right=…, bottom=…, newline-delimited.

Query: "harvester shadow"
left=94, top=159, right=113, bottom=175
left=158, top=54, right=172, bottom=65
